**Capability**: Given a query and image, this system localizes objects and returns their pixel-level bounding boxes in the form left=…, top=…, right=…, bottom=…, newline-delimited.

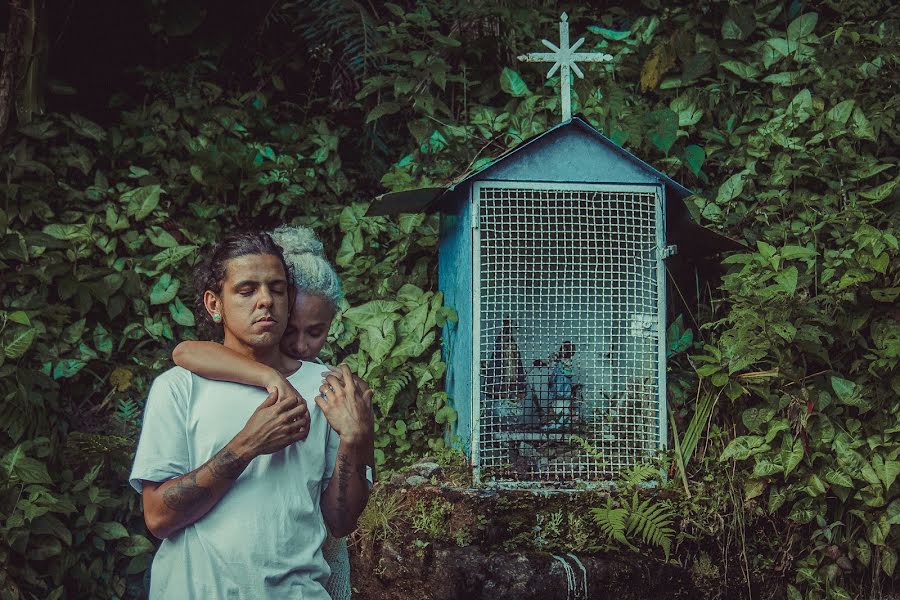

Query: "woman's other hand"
left=263, top=372, right=310, bottom=440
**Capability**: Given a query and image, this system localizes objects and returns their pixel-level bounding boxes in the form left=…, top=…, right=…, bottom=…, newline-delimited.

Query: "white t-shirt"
left=129, top=362, right=340, bottom=599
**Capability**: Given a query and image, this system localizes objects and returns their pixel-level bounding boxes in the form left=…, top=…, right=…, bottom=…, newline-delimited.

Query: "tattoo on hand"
left=208, top=447, right=247, bottom=480
left=162, top=471, right=212, bottom=513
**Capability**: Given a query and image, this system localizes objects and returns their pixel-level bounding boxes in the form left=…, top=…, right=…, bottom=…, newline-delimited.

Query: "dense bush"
left=0, top=1, right=896, bottom=598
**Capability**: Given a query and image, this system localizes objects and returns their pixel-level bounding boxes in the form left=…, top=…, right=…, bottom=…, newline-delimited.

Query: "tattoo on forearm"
left=208, top=447, right=247, bottom=480
left=162, top=471, right=212, bottom=513
left=336, top=454, right=351, bottom=528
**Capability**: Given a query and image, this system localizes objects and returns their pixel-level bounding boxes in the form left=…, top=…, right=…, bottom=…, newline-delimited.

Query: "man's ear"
left=203, top=290, right=222, bottom=323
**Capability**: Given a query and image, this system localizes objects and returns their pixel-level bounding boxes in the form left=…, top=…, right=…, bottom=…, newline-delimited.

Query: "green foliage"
left=410, top=498, right=456, bottom=541
left=589, top=464, right=676, bottom=560
left=351, top=487, right=406, bottom=556
left=1, top=0, right=897, bottom=596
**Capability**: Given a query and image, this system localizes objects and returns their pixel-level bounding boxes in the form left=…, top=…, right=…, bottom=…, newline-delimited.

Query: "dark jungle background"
left=0, top=0, right=897, bottom=598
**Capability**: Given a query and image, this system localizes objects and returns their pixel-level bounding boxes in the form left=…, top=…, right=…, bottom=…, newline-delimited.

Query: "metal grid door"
left=472, top=182, right=665, bottom=486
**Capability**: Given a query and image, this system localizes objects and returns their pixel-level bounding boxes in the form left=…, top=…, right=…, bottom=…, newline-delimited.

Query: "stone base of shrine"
left=344, top=462, right=787, bottom=600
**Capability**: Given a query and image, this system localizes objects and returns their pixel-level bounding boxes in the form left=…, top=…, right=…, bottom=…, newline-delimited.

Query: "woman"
left=173, top=225, right=368, bottom=600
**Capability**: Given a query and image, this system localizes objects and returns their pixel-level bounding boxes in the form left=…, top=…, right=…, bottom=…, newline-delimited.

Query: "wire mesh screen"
left=475, top=185, right=662, bottom=485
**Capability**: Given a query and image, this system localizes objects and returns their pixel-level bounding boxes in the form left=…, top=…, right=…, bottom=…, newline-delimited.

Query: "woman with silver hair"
left=173, top=225, right=369, bottom=600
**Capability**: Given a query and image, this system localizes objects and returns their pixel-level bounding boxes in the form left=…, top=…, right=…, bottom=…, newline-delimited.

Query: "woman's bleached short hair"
left=270, top=225, right=343, bottom=310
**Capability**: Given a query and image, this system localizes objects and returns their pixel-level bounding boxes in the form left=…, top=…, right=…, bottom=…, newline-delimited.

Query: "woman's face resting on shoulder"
left=280, top=291, right=335, bottom=362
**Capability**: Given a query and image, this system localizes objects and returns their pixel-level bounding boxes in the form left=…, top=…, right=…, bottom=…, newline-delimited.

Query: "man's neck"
left=222, top=335, right=282, bottom=369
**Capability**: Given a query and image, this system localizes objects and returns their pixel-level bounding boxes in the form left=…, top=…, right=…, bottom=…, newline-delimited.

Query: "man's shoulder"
left=147, top=366, right=194, bottom=402
left=152, top=365, right=194, bottom=387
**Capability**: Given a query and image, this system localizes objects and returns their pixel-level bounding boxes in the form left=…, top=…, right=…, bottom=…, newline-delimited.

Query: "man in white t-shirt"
left=129, top=232, right=374, bottom=599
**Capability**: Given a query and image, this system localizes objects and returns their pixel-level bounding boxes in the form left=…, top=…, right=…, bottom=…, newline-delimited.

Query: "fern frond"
left=113, top=398, right=139, bottom=426
left=619, top=463, right=659, bottom=489
left=570, top=434, right=604, bottom=462
left=277, top=0, right=379, bottom=79
left=590, top=498, right=635, bottom=550
left=626, top=493, right=675, bottom=560
left=376, top=367, right=413, bottom=415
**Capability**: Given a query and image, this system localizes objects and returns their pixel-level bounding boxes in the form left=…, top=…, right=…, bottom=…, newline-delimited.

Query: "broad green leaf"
left=859, top=178, right=898, bottom=202
left=783, top=437, right=805, bottom=476
left=720, top=435, right=768, bottom=462
left=499, top=68, right=530, bottom=98
left=427, top=31, right=460, bottom=48
left=874, top=458, right=900, bottom=490
left=825, top=468, right=854, bottom=488
left=363, top=320, right=396, bottom=363
left=762, top=71, right=801, bottom=86
left=768, top=486, right=787, bottom=513
left=831, top=376, right=859, bottom=405
left=868, top=514, right=889, bottom=546
left=720, top=60, right=758, bottom=81
left=127, top=554, right=153, bottom=575
left=787, top=13, right=818, bottom=41
left=190, top=165, right=204, bottom=183
left=343, top=300, right=403, bottom=327
left=62, top=318, right=87, bottom=344
left=150, top=273, right=180, bottom=305
left=587, top=25, right=630, bottom=40
left=787, top=499, right=818, bottom=524
left=721, top=18, right=743, bottom=41
left=781, top=245, right=815, bottom=260
left=396, top=284, right=425, bottom=305
left=153, top=245, right=198, bottom=271
left=365, top=102, right=402, bottom=124
left=8, top=455, right=52, bottom=484
left=118, top=534, right=155, bottom=557
left=716, top=172, right=745, bottom=204
left=7, top=311, right=30, bottom=325
left=435, top=405, right=456, bottom=425
left=742, top=407, right=775, bottom=431
left=645, top=109, right=678, bottom=154
left=43, top=223, right=91, bottom=241
left=681, top=53, right=712, bottom=82
left=147, top=226, right=178, bottom=248
left=122, top=185, right=163, bottom=221
left=95, top=521, right=129, bottom=540
left=683, top=145, right=705, bottom=176
left=53, top=359, right=86, bottom=379
left=826, top=99, right=855, bottom=125
left=105, top=206, right=129, bottom=231
left=4, top=328, right=36, bottom=358
left=93, top=324, right=113, bottom=354
left=744, top=478, right=767, bottom=500
left=771, top=322, right=796, bottom=341
left=785, top=89, right=813, bottom=124
left=775, top=266, right=799, bottom=295
left=883, top=549, right=897, bottom=578
left=850, top=107, right=876, bottom=141
left=753, top=459, right=782, bottom=477
left=67, top=114, right=106, bottom=142
left=855, top=539, right=873, bottom=566
left=169, top=297, right=195, bottom=326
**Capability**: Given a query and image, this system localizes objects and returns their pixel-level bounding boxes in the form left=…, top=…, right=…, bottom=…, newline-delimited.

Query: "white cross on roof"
left=517, top=13, right=614, bottom=122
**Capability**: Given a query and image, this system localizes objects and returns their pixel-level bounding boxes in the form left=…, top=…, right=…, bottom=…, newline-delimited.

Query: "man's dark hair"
left=194, top=231, right=293, bottom=335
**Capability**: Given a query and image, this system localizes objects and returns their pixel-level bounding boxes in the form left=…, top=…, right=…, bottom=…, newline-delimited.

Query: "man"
left=129, top=232, right=374, bottom=598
